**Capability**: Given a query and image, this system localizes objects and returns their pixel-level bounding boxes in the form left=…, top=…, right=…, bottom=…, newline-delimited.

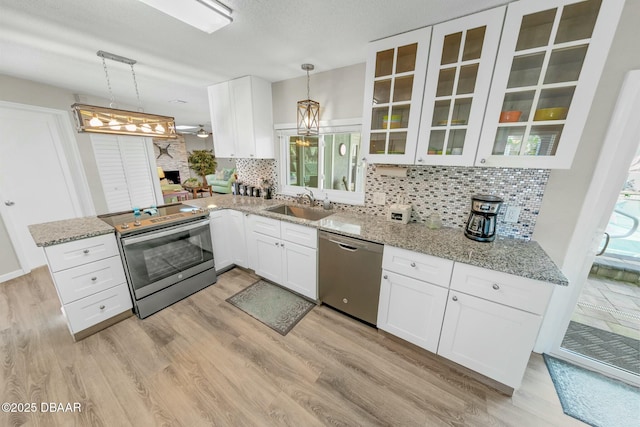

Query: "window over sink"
left=277, top=123, right=365, bottom=205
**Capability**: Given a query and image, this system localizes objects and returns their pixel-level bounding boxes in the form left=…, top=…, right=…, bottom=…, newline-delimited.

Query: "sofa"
left=206, top=168, right=236, bottom=194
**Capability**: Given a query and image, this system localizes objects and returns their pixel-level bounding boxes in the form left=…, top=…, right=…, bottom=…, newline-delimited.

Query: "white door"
left=438, top=291, right=542, bottom=389
left=253, top=233, right=282, bottom=283
left=0, top=106, right=85, bottom=270
left=542, top=70, right=640, bottom=386
left=210, top=210, right=233, bottom=271
left=377, top=270, right=448, bottom=353
left=282, top=241, right=317, bottom=299
left=228, top=210, right=248, bottom=267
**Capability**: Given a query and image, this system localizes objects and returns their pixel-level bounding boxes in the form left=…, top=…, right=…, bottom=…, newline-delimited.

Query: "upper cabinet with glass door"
left=361, top=28, right=431, bottom=165
left=416, top=7, right=505, bottom=166
left=476, top=0, right=624, bottom=168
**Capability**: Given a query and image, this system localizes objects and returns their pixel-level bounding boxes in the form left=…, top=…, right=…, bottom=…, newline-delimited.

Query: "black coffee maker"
left=464, top=195, right=503, bottom=242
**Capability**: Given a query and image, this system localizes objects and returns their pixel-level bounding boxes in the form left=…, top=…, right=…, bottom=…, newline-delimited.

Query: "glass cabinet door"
left=477, top=0, right=622, bottom=168
left=416, top=7, right=505, bottom=166
left=361, top=27, right=431, bottom=164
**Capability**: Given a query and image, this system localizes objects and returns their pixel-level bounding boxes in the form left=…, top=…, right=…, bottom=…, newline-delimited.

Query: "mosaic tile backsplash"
left=235, top=159, right=549, bottom=240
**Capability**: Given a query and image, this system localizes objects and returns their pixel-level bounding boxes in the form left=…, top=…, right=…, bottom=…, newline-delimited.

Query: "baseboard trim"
left=72, top=310, right=133, bottom=342
left=0, top=269, right=28, bottom=284
left=378, top=329, right=515, bottom=396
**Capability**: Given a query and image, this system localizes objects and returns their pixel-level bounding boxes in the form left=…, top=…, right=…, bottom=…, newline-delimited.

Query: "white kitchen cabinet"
left=210, top=210, right=234, bottom=272
left=437, top=262, right=554, bottom=389
left=378, top=270, right=449, bottom=353
left=44, top=234, right=132, bottom=340
left=208, top=75, right=274, bottom=159
left=253, top=232, right=284, bottom=283
left=475, top=0, right=624, bottom=168
left=377, top=246, right=453, bottom=352
left=228, top=210, right=248, bottom=268
left=416, top=7, right=505, bottom=166
left=361, top=27, right=431, bottom=164
left=248, top=215, right=318, bottom=300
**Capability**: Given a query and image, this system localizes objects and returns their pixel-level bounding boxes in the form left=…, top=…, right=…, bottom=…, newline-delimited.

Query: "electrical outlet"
left=372, top=192, right=386, bottom=205
left=504, top=205, right=521, bottom=223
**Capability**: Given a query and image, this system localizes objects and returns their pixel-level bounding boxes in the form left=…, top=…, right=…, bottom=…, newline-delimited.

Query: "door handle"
left=596, top=232, right=610, bottom=256
left=4, top=200, right=15, bottom=206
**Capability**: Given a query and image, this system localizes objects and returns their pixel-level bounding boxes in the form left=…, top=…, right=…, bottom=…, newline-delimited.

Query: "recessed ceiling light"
left=168, top=99, right=188, bottom=104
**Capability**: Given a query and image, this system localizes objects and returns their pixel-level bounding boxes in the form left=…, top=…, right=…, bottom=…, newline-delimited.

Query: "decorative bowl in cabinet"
left=534, top=107, right=568, bottom=121
left=499, top=110, right=522, bottom=123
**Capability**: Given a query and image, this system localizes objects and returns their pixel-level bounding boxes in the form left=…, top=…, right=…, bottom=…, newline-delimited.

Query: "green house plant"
left=187, top=149, right=217, bottom=187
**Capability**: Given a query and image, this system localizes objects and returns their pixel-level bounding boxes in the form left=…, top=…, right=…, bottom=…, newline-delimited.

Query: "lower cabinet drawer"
left=53, top=255, right=126, bottom=304
left=45, top=234, right=119, bottom=272
left=281, top=221, right=317, bottom=249
left=451, top=263, right=553, bottom=315
left=64, top=283, right=132, bottom=333
left=383, top=245, right=453, bottom=287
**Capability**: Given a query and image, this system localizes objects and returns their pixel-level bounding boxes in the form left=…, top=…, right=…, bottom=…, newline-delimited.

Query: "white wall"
left=271, top=63, right=366, bottom=124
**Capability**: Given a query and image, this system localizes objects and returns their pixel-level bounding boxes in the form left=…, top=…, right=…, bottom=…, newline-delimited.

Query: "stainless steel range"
left=99, top=203, right=216, bottom=318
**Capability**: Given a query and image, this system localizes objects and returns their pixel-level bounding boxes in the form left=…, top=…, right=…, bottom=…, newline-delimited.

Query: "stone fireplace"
left=153, top=135, right=190, bottom=184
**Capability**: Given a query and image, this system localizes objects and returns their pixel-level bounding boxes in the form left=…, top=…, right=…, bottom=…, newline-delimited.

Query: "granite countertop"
left=27, top=194, right=568, bottom=286
left=188, top=194, right=568, bottom=286
left=29, top=217, right=115, bottom=247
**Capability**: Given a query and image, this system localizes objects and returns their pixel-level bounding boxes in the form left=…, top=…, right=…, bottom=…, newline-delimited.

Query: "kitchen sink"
left=265, top=204, right=334, bottom=221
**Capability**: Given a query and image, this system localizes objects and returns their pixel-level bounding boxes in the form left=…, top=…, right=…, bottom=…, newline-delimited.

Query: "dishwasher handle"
left=329, top=239, right=359, bottom=252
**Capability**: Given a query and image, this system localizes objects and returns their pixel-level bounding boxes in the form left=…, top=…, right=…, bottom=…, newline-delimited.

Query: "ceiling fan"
left=176, top=124, right=211, bottom=138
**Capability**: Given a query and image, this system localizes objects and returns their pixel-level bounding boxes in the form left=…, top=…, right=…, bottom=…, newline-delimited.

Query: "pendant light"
left=72, top=50, right=177, bottom=139
left=297, top=63, right=320, bottom=136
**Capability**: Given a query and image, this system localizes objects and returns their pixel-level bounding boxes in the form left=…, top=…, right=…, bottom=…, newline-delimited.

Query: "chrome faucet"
left=298, top=187, right=315, bottom=205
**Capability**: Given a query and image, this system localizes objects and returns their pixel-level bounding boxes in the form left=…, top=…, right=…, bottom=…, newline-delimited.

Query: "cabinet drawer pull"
left=281, top=243, right=285, bottom=248
left=275, top=242, right=280, bottom=247
left=383, top=275, right=388, bottom=279
left=492, top=284, right=500, bottom=290
left=83, top=249, right=90, bottom=254
left=452, top=295, right=458, bottom=301
left=99, top=305, right=106, bottom=310
left=480, top=158, right=486, bottom=164
left=91, top=276, right=98, bottom=282
left=410, top=262, right=416, bottom=267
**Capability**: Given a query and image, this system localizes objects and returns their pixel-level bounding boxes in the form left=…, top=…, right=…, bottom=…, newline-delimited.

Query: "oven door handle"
left=122, top=219, right=210, bottom=245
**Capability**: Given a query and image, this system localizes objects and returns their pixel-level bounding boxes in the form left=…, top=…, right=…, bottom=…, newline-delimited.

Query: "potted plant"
left=187, top=149, right=217, bottom=187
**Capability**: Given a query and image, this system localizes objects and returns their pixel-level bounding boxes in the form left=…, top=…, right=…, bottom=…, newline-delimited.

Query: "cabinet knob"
left=281, top=243, right=285, bottom=248
left=492, top=284, right=500, bottom=290
left=452, top=295, right=458, bottom=302
left=410, top=262, right=416, bottom=267
left=342, top=298, right=348, bottom=304
left=417, top=158, right=423, bottom=163
left=480, top=158, right=486, bottom=164
left=83, top=249, right=90, bottom=254
left=275, top=242, right=280, bottom=247
left=99, top=305, right=106, bottom=310
left=91, top=277, right=97, bottom=281
left=383, top=275, right=388, bottom=279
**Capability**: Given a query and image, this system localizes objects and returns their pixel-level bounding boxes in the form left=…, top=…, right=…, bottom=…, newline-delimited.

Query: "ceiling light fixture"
left=137, top=0, right=232, bottom=34
left=196, top=125, right=209, bottom=138
left=297, top=64, right=320, bottom=136
left=71, top=50, right=177, bottom=139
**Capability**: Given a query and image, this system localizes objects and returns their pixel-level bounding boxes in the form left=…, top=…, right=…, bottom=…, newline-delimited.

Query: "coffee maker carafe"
left=464, top=195, right=503, bottom=242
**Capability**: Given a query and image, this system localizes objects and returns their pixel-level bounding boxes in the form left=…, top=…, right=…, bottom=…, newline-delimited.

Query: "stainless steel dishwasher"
left=318, top=231, right=383, bottom=325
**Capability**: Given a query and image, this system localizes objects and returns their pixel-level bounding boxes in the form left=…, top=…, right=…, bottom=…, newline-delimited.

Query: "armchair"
left=206, top=168, right=236, bottom=194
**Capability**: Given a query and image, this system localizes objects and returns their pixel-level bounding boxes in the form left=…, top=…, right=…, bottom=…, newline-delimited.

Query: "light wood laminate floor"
left=0, top=266, right=586, bottom=426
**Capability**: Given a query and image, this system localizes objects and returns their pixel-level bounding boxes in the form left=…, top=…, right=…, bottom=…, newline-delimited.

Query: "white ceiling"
left=0, top=0, right=512, bottom=131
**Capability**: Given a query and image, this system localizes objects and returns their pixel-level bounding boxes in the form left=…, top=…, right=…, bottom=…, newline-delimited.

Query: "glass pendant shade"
left=72, top=104, right=177, bottom=138
left=297, top=99, right=320, bottom=136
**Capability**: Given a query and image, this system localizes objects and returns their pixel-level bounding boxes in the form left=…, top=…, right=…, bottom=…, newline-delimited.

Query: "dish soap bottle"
left=323, top=194, right=333, bottom=210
